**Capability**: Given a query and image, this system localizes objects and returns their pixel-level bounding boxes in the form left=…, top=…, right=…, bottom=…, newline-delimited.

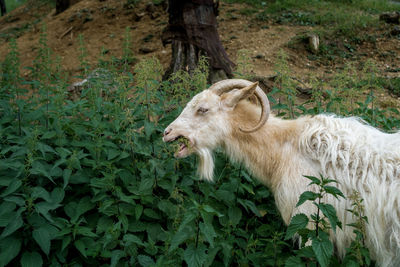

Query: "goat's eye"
left=197, top=107, right=209, bottom=114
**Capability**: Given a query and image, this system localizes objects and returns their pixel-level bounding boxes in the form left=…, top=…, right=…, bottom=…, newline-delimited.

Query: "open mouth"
left=170, top=136, right=192, bottom=158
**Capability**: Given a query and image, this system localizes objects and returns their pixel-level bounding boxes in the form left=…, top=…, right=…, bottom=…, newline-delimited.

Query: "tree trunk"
left=56, top=0, right=70, bottom=15
left=162, top=0, right=234, bottom=83
left=0, top=0, right=6, bottom=16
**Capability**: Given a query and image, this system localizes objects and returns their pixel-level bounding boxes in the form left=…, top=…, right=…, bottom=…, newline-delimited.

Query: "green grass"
left=224, top=0, right=398, bottom=39
left=4, top=0, right=27, bottom=13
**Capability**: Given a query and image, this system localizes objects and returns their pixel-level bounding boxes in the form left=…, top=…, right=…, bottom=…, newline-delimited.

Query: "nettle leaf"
left=31, top=161, right=55, bottom=184
left=74, top=239, right=87, bottom=258
left=50, top=187, right=65, bottom=204
left=0, top=212, right=14, bottom=228
left=228, top=206, right=242, bottom=227
left=143, top=209, right=160, bottom=220
left=31, top=187, right=51, bottom=202
left=137, top=254, right=155, bottom=267
left=37, top=142, right=55, bottom=157
left=33, top=227, right=52, bottom=255
left=157, top=200, right=176, bottom=217
left=63, top=169, right=72, bottom=189
left=183, top=243, right=207, bottom=267
left=115, top=190, right=134, bottom=205
left=123, top=234, right=144, bottom=246
left=169, top=226, right=193, bottom=252
left=285, top=213, right=309, bottom=240
left=61, top=235, right=72, bottom=252
left=284, top=256, right=305, bottom=267
left=128, top=221, right=148, bottom=233
left=318, top=203, right=341, bottom=232
left=55, top=147, right=72, bottom=159
left=0, top=176, right=13, bottom=188
left=238, top=199, right=261, bottom=217
left=343, top=259, right=359, bottom=267
left=215, top=189, right=235, bottom=205
left=0, top=236, right=21, bottom=267
left=304, top=175, right=321, bottom=186
left=202, top=205, right=222, bottom=216
left=135, top=205, right=143, bottom=221
left=1, top=209, right=24, bottom=238
left=144, top=121, right=156, bottom=140
left=204, top=246, right=221, bottom=267
left=41, top=131, right=56, bottom=140
left=179, top=210, right=198, bottom=229
left=119, top=214, right=129, bottom=233
left=0, top=179, right=22, bottom=197
left=76, top=226, right=98, bottom=238
left=0, top=202, right=16, bottom=227
left=65, top=197, right=95, bottom=223
left=240, top=183, right=255, bottom=195
left=296, top=191, right=319, bottom=207
left=139, top=177, right=155, bottom=193
left=20, top=251, right=43, bottom=267
left=107, top=149, right=120, bottom=161
left=3, top=196, right=25, bottom=207
left=311, top=231, right=333, bottom=267
left=110, top=250, right=125, bottom=267
left=199, top=221, right=216, bottom=247
left=361, top=247, right=371, bottom=265
left=35, top=201, right=59, bottom=222
left=296, top=246, right=315, bottom=258
left=323, top=185, right=345, bottom=199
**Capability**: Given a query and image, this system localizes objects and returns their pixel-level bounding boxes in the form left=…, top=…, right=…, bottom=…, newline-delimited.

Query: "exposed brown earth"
left=0, top=0, right=399, bottom=105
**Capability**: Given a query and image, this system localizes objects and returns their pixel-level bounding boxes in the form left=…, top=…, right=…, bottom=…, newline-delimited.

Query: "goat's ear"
left=222, top=82, right=258, bottom=108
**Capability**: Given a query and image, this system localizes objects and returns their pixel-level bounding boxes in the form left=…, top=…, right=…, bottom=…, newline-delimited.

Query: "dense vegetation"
left=1, top=4, right=400, bottom=267
left=228, top=0, right=399, bottom=37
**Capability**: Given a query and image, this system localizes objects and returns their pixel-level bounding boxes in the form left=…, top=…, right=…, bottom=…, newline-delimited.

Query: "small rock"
left=150, top=12, right=160, bottom=19
left=139, top=47, right=155, bottom=54
left=391, top=26, right=400, bottom=36
left=308, top=33, right=320, bottom=54
left=67, top=68, right=115, bottom=100
left=146, top=2, right=155, bottom=14
left=142, top=34, right=154, bottom=43
left=379, top=12, right=400, bottom=24
left=255, top=54, right=265, bottom=59
left=132, top=12, right=145, bottom=22
left=83, top=14, right=93, bottom=23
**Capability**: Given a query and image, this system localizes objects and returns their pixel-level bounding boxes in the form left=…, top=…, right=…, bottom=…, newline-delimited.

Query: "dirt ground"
left=0, top=0, right=399, bottom=101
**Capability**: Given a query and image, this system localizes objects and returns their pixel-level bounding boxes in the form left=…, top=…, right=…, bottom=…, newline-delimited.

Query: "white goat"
left=162, top=79, right=400, bottom=266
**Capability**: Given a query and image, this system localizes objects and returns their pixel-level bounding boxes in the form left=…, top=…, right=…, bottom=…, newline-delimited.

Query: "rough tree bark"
left=0, top=0, right=6, bottom=16
left=162, top=0, right=234, bottom=83
left=56, top=0, right=70, bottom=15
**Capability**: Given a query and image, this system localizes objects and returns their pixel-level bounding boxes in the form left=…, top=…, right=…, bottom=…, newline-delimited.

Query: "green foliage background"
left=0, top=24, right=399, bottom=267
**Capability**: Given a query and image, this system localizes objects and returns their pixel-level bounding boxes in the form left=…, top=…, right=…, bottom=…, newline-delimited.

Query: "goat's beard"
left=196, top=148, right=214, bottom=182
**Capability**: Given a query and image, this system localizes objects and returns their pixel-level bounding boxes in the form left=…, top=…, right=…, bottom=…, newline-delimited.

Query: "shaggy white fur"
left=300, top=115, right=400, bottom=266
left=163, top=86, right=400, bottom=266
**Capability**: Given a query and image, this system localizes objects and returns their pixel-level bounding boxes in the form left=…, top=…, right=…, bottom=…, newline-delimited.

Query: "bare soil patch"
left=0, top=0, right=399, bottom=104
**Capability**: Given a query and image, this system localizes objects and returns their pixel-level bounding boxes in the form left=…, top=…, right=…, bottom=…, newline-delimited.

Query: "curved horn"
left=209, top=79, right=270, bottom=133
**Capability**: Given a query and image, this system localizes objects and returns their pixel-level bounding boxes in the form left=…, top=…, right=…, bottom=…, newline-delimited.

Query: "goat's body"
left=163, top=80, right=400, bottom=266
left=224, top=102, right=400, bottom=266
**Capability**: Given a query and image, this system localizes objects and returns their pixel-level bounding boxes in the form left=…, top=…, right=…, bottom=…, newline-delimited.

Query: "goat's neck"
left=223, top=108, right=301, bottom=192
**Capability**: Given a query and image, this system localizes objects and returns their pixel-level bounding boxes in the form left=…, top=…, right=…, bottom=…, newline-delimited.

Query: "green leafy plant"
left=284, top=174, right=345, bottom=267
left=342, top=191, right=371, bottom=266
left=274, top=49, right=298, bottom=119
